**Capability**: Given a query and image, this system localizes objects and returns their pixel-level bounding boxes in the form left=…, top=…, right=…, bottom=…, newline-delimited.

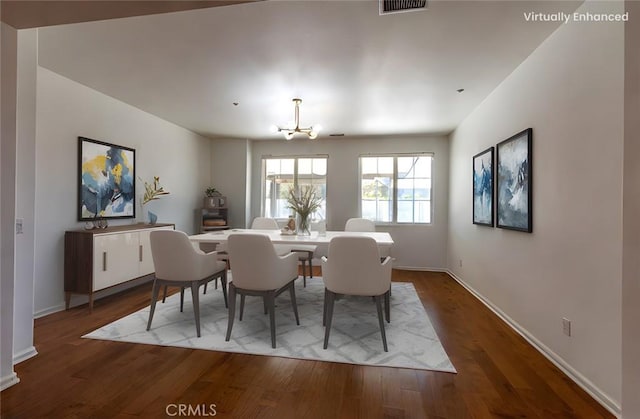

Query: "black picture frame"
left=78, top=136, right=136, bottom=221
left=472, top=146, right=494, bottom=227
left=496, top=128, right=532, bottom=232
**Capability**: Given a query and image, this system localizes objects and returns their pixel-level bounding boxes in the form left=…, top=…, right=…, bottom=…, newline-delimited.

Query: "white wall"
left=447, top=1, right=623, bottom=413
left=34, top=67, right=213, bottom=315
left=248, top=135, right=449, bottom=269
left=14, top=28, right=38, bottom=364
left=0, top=22, right=20, bottom=391
left=210, top=138, right=252, bottom=229
left=622, top=1, right=640, bottom=417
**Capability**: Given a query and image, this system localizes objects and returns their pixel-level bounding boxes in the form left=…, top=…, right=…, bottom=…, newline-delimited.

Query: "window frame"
left=358, top=152, right=434, bottom=225
left=260, top=154, right=329, bottom=221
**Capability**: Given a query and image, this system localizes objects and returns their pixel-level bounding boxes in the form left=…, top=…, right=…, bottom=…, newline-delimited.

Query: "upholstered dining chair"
left=226, top=233, right=300, bottom=348
left=147, top=230, right=228, bottom=338
left=321, top=236, right=392, bottom=352
left=344, top=217, right=376, bottom=232
left=344, top=217, right=391, bottom=261
left=250, top=217, right=317, bottom=287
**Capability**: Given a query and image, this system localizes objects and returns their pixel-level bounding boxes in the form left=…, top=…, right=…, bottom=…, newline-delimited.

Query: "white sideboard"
left=64, top=223, right=174, bottom=312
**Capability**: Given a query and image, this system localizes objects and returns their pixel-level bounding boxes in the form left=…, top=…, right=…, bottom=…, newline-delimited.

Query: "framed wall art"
left=496, top=128, right=532, bottom=232
left=78, top=136, right=136, bottom=221
left=472, top=146, right=494, bottom=227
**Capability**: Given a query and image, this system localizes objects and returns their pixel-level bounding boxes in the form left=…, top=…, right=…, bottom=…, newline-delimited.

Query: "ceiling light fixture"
left=272, top=98, right=321, bottom=140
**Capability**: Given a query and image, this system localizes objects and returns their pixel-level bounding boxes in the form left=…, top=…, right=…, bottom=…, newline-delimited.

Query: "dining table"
left=189, top=229, right=394, bottom=257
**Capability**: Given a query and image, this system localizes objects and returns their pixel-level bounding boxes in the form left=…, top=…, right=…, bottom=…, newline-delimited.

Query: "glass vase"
left=296, top=213, right=311, bottom=236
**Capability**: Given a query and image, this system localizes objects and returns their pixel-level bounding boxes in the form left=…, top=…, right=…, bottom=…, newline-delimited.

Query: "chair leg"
left=322, top=287, right=328, bottom=326
left=289, top=282, right=300, bottom=325
left=146, top=280, right=160, bottom=331
left=384, top=288, right=390, bottom=323
left=374, top=295, right=389, bottom=352
left=203, top=281, right=208, bottom=294
left=220, top=271, right=228, bottom=308
left=180, top=287, right=185, bottom=312
left=309, top=255, right=313, bottom=278
left=323, top=290, right=336, bottom=349
left=266, top=292, right=277, bottom=348
left=191, top=282, right=201, bottom=338
left=225, top=283, right=237, bottom=342
left=239, top=294, right=245, bottom=321
left=162, top=285, right=168, bottom=303
left=302, top=260, right=307, bottom=287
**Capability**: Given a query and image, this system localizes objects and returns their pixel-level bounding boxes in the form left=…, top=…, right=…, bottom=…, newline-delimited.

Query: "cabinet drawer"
left=92, top=232, right=139, bottom=291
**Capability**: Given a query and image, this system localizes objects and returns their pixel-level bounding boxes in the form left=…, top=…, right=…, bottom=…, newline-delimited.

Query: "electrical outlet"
left=562, top=318, right=571, bottom=336
left=16, top=218, right=23, bottom=235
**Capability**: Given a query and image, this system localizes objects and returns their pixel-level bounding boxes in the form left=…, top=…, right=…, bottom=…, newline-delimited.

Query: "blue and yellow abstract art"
left=79, top=137, right=135, bottom=220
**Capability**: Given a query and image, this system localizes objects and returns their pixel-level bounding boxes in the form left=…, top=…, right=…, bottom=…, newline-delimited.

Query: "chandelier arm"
left=275, top=98, right=319, bottom=139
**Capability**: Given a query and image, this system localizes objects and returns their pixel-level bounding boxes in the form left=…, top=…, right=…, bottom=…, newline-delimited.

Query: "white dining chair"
left=226, top=233, right=300, bottom=348
left=345, top=217, right=376, bottom=232
left=251, top=217, right=280, bottom=230
left=147, top=230, right=228, bottom=337
left=250, top=217, right=317, bottom=287
left=321, top=236, right=392, bottom=351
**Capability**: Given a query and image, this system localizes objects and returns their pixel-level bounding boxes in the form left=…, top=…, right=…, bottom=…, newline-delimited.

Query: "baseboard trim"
left=13, top=346, right=38, bottom=365
left=445, top=269, right=621, bottom=418
left=394, top=265, right=447, bottom=272
left=34, top=304, right=64, bottom=319
left=0, top=372, right=20, bottom=391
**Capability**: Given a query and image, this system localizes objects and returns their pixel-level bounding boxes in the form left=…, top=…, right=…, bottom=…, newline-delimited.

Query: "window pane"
left=415, top=201, right=431, bottom=223
left=397, top=178, right=414, bottom=200
left=379, top=157, right=394, bottom=174
left=280, top=159, right=294, bottom=175
left=298, top=158, right=312, bottom=174
left=262, top=156, right=327, bottom=220
left=413, top=157, right=431, bottom=178
left=376, top=200, right=392, bottom=222
left=360, top=154, right=432, bottom=224
left=361, top=157, right=379, bottom=174
left=398, top=157, right=415, bottom=178
left=312, top=158, right=327, bottom=176
left=397, top=200, right=413, bottom=223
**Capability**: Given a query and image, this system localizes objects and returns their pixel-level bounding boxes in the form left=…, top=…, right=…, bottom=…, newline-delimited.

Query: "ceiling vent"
left=379, top=0, right=428, bottom=15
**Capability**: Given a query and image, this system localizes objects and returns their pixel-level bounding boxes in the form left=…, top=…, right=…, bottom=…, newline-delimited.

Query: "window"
left=262, top=156, right=328, bottom=220
left=360, top=154, right=432, bottom=224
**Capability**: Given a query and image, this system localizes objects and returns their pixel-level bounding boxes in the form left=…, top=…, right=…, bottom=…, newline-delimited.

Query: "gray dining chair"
left=321, top=236, right=392, bottom=351
left=226, top=233, right=300, bottom=348
left=148, top=230, right=228, bottom=337
left=250, top=217, right=317, bottom=287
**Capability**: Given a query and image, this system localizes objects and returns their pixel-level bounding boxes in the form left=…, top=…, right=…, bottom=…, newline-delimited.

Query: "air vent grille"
left=380, top=0, right=428, bottom=15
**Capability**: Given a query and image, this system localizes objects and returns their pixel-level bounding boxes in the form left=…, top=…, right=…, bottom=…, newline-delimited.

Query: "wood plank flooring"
left=1, top=270, right=613, bottom=418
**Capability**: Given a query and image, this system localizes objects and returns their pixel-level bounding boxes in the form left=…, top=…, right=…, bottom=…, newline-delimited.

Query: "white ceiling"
left=37, top=0, right=581, bottom=140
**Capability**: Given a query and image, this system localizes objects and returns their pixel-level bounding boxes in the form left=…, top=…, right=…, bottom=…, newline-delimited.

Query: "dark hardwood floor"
left=1, top=270, right=613, bottom=418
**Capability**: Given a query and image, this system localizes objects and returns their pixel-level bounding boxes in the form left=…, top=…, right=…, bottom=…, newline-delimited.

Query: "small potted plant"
left=204, top=187, right=222, bottom=208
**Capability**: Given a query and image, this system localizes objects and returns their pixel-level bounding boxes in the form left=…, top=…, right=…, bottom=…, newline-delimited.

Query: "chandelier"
left=273, top=98, right=321, bottom=140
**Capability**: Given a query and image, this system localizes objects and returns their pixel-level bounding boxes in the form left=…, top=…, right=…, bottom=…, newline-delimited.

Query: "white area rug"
left=84, top=278, right=456, bottom=373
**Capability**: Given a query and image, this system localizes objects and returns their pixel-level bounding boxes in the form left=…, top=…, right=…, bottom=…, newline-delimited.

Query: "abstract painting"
left=473, top=147, right=494, bottom=227
left=496, top=128, right=532, bottom=232
left=78, top=137, right=136, bottom=220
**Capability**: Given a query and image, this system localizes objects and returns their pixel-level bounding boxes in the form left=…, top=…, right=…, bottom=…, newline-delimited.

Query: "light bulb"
left=284, top=131, right=294, bottom=140
left=313, top=124, right=322, bottom=133
left=308, top=131, right=318, bottom=140
left=269, top=124, right=279, bottom=133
